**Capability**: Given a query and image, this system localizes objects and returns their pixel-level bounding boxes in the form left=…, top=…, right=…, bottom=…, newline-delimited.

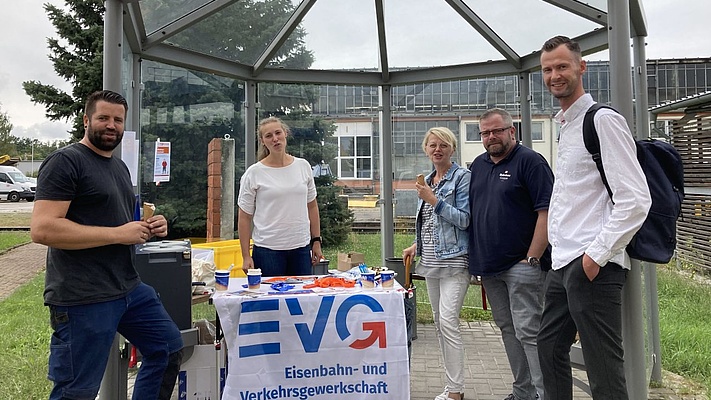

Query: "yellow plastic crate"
left=192, top=239, right=252, bottom=277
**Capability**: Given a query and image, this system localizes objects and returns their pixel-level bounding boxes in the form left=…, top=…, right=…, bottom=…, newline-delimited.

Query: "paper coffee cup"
left=215, top=270, right=230, bottom=291
left=361, top=271, right=376, bottom=289
left=380, top=269, right=395, bottom=288
left=247, top=268, right=262, bottom=290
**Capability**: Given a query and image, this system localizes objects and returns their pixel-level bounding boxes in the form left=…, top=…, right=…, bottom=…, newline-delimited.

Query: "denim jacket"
left=414, top=162, right=471, bottom=259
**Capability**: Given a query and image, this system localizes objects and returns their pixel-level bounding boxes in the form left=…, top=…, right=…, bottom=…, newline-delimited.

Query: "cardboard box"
left=337, top=252, right=365, bottom=271
left=178, top=344, right=225, bottom=400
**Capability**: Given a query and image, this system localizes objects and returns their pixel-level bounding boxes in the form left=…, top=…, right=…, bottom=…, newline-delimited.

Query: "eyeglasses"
left=479, top=126, right=512, bottom=138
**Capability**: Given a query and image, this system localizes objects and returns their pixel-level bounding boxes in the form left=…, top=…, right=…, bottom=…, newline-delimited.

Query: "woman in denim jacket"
left=403, top=127, right=471, bottom=400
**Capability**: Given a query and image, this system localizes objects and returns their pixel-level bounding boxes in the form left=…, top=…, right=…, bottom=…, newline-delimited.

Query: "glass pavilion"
left=104, top=1, right=656, bottom=398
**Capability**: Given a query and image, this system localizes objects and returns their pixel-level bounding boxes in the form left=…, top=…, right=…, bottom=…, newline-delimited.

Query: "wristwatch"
left=527, top=256, right=540, bottom=268
left=310, top=236, right=322, bottom=246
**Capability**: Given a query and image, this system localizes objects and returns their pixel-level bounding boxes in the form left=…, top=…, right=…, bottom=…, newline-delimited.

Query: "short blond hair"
left=421, top=127, right=457, bottom=153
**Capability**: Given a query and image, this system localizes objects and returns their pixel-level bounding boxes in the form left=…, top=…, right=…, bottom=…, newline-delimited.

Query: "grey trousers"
left=537, top=256, right=628, bottom=400
left=483, top=262, right=545, bottom=400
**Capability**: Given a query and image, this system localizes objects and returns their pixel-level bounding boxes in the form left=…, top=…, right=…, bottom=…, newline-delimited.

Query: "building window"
left=514, top=121, right=544, bottom=141
left=465, top=123, right=481, bottom=142
left=339, top=136, right=371, bottom=179
left=533, top=122, right=543, bottom=141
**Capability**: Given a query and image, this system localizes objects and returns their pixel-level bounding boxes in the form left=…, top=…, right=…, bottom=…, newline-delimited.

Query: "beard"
left=486, top=141, right=509, bottom=158
left=551, top=85, right=575, bottom=100
left=87, top=123, right=123, bottom=152
left=548, top=77, right=579, bottom=100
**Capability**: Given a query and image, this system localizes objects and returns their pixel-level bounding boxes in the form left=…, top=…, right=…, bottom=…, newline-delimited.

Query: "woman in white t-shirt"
left=238, top=117, right=323, bottom=277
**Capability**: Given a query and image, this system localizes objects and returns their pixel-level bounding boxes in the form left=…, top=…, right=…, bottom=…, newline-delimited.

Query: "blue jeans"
left=252, top=244, right=312, bottom=277
left=483, top=262, right=545, bottom=400
left=48, top=283, right=184, bottom=400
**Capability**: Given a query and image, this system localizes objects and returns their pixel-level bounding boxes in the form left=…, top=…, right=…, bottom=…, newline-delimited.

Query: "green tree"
left=314, top=175, right=354, bottom=247
left=140, top=1, right=348, bottom=239
left=0, top=106, right=69, bottom=168
left=147, top=0, right=314, bottom=68
left=15, top=137, right=71, bottom=163
left=22, top=0, right=104, bottom=141
left=139, top=76, right=239, bottom=238
left=0, top=106, right=17, bottom=157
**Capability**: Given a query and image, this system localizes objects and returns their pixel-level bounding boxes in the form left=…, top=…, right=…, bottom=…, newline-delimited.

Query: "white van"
left=0, top=166, right=35, bottom=202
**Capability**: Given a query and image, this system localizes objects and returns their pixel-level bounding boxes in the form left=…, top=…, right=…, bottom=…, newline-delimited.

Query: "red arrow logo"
left=349, top=321, right=386, bottom=349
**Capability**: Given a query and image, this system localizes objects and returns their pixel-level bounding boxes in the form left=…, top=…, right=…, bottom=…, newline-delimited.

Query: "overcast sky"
left=0, top=0, right=708, bottom=143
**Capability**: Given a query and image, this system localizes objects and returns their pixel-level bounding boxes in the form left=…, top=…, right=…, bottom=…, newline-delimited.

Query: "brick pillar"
left=206, top=139, right=222, bottom=241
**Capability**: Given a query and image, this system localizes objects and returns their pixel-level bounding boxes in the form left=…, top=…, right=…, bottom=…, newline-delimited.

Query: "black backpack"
left=583, top=103, right=685, bottom=264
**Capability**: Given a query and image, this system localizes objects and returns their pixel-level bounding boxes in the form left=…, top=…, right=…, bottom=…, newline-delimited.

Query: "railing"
left=351, top=217, right=415, bottom=234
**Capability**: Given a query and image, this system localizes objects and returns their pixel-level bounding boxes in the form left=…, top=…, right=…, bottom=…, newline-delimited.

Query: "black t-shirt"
left=468, top=144, right=554, bottom=276
left=36, top=143, right=140, bottom=306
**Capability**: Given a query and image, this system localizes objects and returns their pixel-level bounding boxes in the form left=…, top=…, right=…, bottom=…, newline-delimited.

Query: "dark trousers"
left=537, top=256, right=628, bottom=400
left=252, top=244, right=312, bottom=277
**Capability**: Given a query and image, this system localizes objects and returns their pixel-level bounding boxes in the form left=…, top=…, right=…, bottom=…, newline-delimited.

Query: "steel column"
left=244, top=81, right=257, bottom=168
left=633, top=32, right=663, bottom=384
left=519, top=72, right=532, bottom=148
left=379, top=85, right=394, bottom=265
left=609, top=0, right=648, bottom=398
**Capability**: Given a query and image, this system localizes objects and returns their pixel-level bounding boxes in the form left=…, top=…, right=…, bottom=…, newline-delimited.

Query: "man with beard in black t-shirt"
left=31, top=90, right=183, bottom=400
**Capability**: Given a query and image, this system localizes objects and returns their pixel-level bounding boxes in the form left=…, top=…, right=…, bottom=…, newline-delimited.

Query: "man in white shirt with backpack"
left=537, top=35, right=651, bottom=400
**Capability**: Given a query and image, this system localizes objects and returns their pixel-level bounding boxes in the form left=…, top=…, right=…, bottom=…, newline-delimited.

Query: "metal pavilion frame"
left=100, top=1, right=657, bottom=398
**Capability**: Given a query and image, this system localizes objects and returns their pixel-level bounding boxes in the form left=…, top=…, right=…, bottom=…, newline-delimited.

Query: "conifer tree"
left=23, top=0, right=104, bottom=140
left=0, top=106, right=17, bottom=157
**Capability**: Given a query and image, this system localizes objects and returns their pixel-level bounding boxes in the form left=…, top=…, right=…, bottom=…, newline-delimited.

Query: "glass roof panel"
left=383, top=0, right=503, bottom=68
left=166, top=0, right=300, bottom=66
left=296, top=0, right=380, bottom=70
left=141, top=0, right=614, bottom=73
left=584, top=0, right=608, bottom=11
left=140, top=0, right=215, bottom=35
left=464, top=0, right=605, bottom=57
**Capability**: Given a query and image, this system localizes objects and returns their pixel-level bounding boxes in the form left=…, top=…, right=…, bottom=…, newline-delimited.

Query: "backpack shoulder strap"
left=583, top=102, right=616, bottom=203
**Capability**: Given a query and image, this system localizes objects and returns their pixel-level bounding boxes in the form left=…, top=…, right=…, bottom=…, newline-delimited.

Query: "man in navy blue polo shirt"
left=468, top=108, right=554, bottom=400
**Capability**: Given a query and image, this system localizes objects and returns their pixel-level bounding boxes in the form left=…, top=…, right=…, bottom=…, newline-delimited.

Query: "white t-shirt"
left=238, top=157, right=317, bottom=250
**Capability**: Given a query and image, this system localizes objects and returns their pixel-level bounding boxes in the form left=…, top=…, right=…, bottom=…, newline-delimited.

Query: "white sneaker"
left=435, top=390, right=464, bottom=400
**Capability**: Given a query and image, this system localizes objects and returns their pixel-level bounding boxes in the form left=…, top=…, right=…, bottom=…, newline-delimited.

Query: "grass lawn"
left=0, top=230, right=50, bottom=398
left=0, top=273, right=52, bottom=398
left=657, top=266, right=711, bottom=391
left=0, top=231, right=31, bottom=251
left=0, top=212, right=32, bottom=228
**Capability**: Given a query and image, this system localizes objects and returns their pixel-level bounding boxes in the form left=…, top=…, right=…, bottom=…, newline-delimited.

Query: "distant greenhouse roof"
left=651, top=91, right=711, bottom=114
